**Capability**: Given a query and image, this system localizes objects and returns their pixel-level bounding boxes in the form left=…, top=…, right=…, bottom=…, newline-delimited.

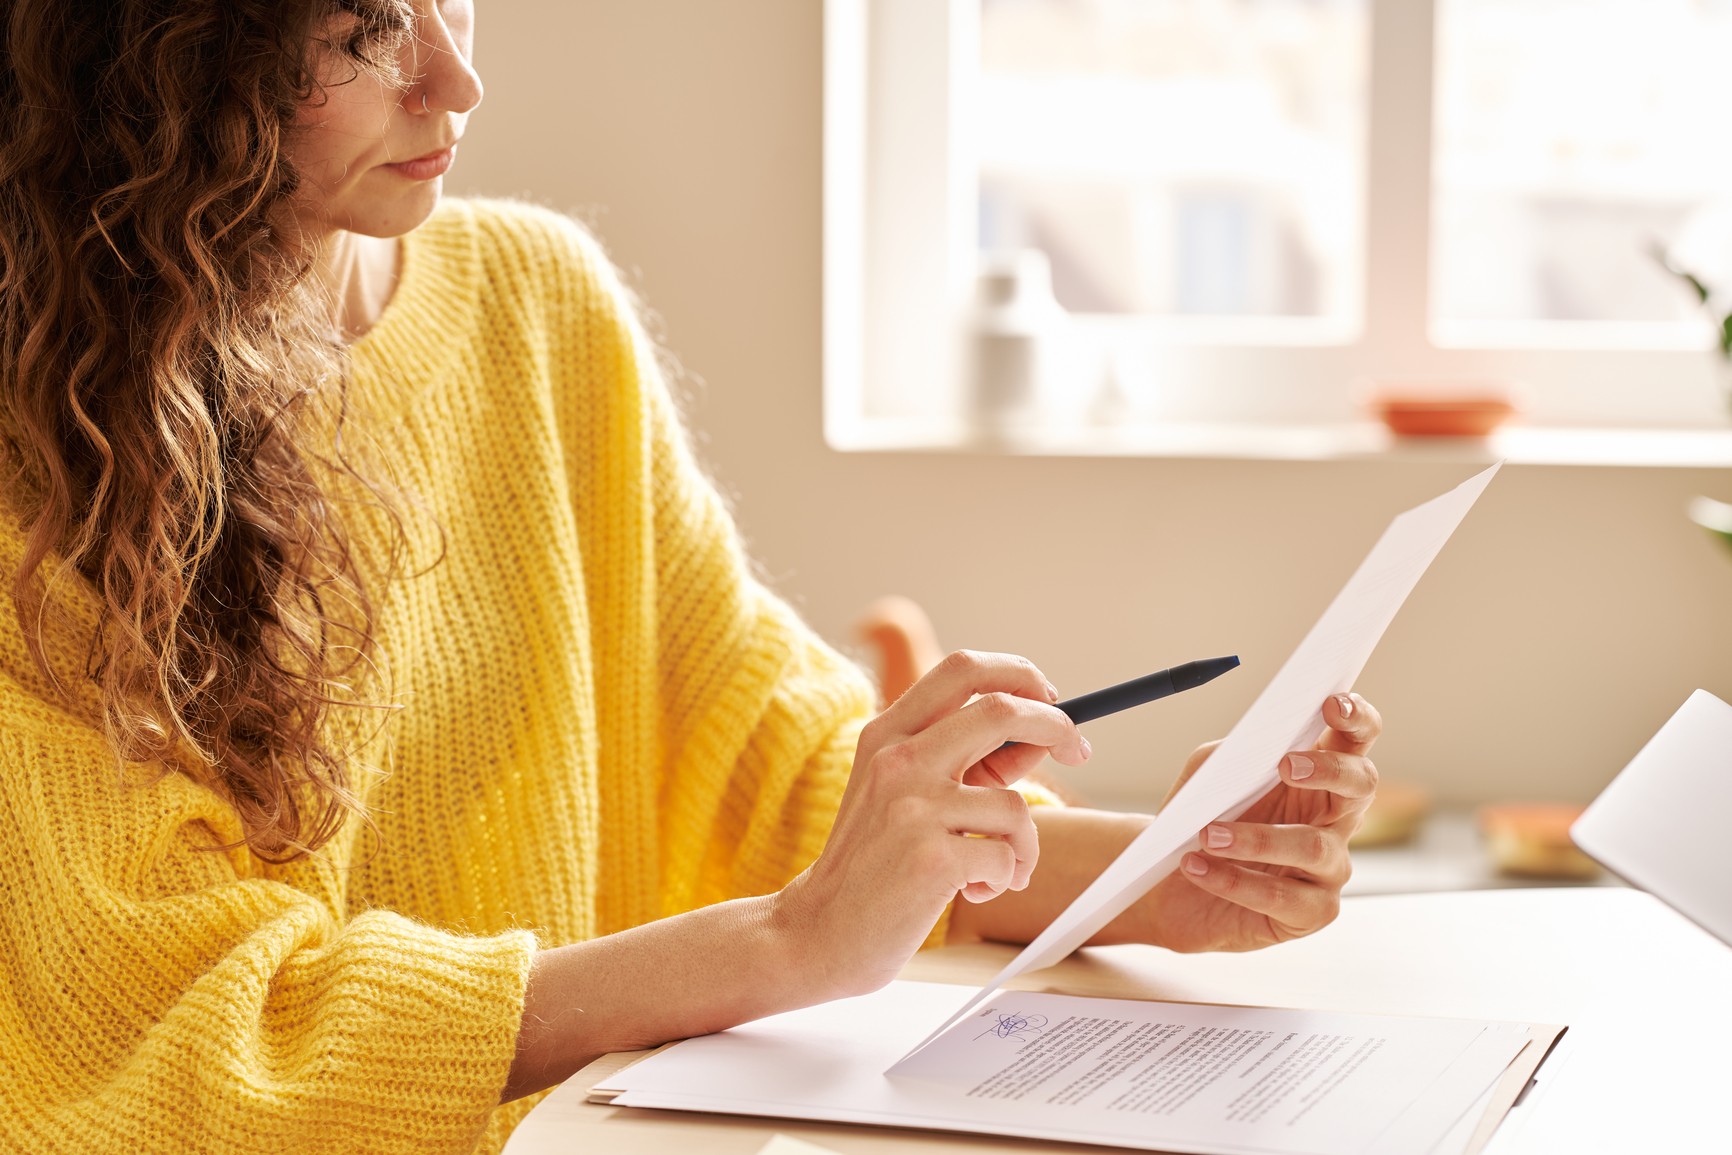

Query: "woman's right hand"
left=774, top=650, right=1092, bottom=1000
left=508, top=653, right=1085, bottom=1099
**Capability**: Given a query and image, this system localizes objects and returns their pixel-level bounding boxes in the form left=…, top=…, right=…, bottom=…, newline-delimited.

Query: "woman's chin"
left=335, top=182, right=448, bottom=239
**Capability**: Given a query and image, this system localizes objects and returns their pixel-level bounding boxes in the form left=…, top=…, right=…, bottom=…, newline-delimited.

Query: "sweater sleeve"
left=480, top=200, right=953, bottom=949
left=0, top=684, right=535, bottom=1154
left=635, top=345, right=968, bottom=951
left=519, top=208, right=872, bottom=919
left=638, top=317, right=875, bottom=916
left=638, top=375, right=968, bottom=941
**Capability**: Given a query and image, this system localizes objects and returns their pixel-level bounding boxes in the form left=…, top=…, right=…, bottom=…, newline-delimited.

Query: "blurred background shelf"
left=1343, top=807, right=1623, bottom=896
left=833, top=418, right=1732, bottom=468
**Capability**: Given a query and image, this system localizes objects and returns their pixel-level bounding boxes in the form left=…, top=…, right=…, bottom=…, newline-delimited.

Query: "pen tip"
left=1170, top=655, right=1241, bottom=691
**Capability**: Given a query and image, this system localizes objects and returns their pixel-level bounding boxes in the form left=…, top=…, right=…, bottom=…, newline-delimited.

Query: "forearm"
left=946, top=806, right=1155, bottom=948
left=504, top=892, right=815, bottom=1102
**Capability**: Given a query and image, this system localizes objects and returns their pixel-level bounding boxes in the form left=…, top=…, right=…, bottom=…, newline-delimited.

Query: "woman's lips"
left=385, top=144, right=457, bottom=181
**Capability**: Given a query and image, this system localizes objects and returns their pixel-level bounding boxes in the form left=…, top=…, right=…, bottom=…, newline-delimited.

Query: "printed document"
left=595, top=981, right=1541, bottom=1155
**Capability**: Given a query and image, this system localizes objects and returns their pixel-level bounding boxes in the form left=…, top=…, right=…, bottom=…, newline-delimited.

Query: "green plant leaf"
left=1689, top=495, right=1732, bottom=553
left=1721, top=313, right=1732, bottom=359
left=1701, top=524, right=1732, bottom=554
left=1649, top=241, right=1714, bottom=303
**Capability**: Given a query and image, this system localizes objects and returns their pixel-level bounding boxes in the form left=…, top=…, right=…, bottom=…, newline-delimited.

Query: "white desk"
left=505, top=888, right=1732, bottom=1154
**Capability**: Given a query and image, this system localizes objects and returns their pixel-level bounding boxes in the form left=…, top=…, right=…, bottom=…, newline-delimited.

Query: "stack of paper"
left=593, top=981, right=1560, bottom=1155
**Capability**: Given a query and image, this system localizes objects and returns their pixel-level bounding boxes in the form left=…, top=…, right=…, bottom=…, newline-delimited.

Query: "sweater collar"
left=345, top=198, right=482, bottom=420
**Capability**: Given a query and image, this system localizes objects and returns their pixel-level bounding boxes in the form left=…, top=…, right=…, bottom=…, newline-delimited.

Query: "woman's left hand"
left=1133, top=692, right=1381, bottom=953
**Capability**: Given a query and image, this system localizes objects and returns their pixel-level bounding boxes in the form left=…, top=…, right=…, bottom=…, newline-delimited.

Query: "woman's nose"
left=409, top=9, right=483, bottom=117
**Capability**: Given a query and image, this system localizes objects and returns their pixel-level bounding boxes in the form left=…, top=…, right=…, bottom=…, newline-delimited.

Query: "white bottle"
left=969, top=249, right=1069, bottom=439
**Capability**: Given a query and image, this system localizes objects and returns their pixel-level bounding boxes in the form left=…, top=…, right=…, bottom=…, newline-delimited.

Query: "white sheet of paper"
left=1570, top=687, right=1732, bottom=947
left=1430, top=1084, right=1496, bottom=1155
left=597, top=981, right=1529, bottom=1155
left=892, top=462, right=1503, bottom=1065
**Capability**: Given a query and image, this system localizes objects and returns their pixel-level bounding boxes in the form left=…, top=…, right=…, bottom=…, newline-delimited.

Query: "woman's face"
left=287, top=0, right=483, bottom=239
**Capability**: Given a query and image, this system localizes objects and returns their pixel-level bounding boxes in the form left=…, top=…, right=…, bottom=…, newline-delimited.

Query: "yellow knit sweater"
left=0, top=199, right=880, bottom=1153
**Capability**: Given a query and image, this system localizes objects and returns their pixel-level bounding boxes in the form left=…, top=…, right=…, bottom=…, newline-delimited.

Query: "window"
left=824, top=0, right=1732, bottom=453
left=977, top=0, right=1365, bottom=326
left=1434, top=0, right=1732, bottom=336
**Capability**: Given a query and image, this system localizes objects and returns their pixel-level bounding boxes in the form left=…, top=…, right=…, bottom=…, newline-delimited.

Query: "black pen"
left=1056, top=655, right=1240, bottom=725
left=1002, top=655, right=1239, bottom=748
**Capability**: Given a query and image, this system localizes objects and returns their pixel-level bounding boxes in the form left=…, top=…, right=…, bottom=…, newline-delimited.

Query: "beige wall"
left=449, top=0, right=1732, bottom=810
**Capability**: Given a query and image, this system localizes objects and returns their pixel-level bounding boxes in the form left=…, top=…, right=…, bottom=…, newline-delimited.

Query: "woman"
left=0, top=2, right=1380, bottom=1151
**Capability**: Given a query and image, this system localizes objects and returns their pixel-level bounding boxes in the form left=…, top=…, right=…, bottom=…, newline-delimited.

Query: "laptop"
left=1571, top=688, right=1732, bottom=949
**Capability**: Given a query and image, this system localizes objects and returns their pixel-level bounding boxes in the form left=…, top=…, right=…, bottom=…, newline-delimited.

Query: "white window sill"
left=828, top=418, right=1732, bottom=468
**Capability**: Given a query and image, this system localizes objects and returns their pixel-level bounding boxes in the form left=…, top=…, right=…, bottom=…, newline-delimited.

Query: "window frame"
left=823, top=0, right=1730, bottom=454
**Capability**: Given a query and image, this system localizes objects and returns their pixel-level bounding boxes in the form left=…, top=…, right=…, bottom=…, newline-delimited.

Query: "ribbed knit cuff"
left=315, top=914, right=536, bottom=1152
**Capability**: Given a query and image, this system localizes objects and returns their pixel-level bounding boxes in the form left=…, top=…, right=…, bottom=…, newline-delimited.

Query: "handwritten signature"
left=976, top=1011, right=1049, bottom=1042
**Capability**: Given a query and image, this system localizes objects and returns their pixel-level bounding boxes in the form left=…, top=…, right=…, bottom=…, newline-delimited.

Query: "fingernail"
left=1206, top=824, right=1232, bottom=849
left=1046, top=682, right=1060, bottom=703
left=1079, top=735, right=1092, bottom=760
left=1335, top=694, right=1354, bottom=719
left=1287, top=753, right=1315, bottom=780
left=1183, top=854, right=1209, bottom=876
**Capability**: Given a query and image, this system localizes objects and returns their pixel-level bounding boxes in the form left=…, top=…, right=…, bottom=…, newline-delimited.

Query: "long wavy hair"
left=0, top=0, right=416, bottom=861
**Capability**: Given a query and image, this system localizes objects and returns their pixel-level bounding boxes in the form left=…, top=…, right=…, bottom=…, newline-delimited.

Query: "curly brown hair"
left=0, top=0, right=417, bottom=860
